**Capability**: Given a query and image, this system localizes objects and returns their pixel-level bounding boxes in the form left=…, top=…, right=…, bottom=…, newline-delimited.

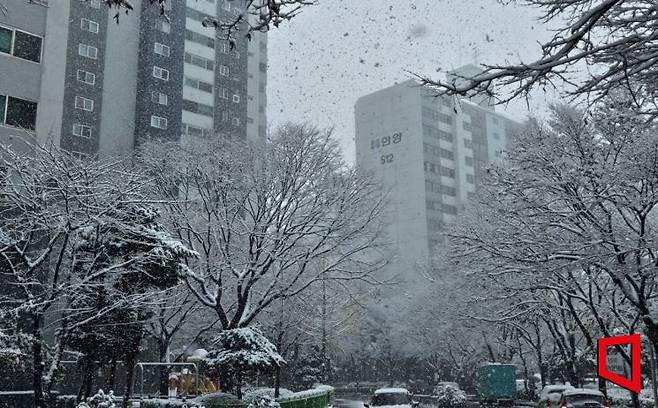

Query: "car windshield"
left=566, top=394, right=604, bottom=404
left=373, top=393, right=411, bottom=406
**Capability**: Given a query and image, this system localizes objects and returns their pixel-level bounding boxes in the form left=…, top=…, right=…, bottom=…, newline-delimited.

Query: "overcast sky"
left=266, top=0, right=556, bottom=162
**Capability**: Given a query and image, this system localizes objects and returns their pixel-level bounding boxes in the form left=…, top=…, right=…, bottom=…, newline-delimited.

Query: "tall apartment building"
left=0, top=0, right=267, bottom=157
left=354, top=67, right=520, bottom=286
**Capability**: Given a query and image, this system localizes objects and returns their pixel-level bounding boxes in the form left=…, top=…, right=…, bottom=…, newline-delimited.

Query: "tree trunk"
left=158, top=340, right=169, bottom=396
left=236, top=371, right=243, bottom=400
left=123, top=354, right=136, bottom=408
left=274, top=365, right=281, bottom=398
left=108, top=358, right=117, bottom=392
left=31, top=314, right=46, bottom=408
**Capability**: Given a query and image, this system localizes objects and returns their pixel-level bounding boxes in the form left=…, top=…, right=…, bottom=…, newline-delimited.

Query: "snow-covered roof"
left=375, top=388, right=410, bottom=395
left=562, top=389, right=604, bottom=397
left=543, top=385, right=574, bottom=392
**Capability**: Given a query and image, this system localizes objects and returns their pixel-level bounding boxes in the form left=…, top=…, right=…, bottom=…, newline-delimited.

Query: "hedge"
left=140, top=387, right=334, bottom=408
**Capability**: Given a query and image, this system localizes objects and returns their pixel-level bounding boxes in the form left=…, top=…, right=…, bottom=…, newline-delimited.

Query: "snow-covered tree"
left=442, top=100, right=658, bottom=396
left=203, top=327, right=284, bottom=399
left=139, top=124, right=388, bottom=332
left=0, top=142, right=194, bottom=407
left=418, top=0, right=658, bottom=112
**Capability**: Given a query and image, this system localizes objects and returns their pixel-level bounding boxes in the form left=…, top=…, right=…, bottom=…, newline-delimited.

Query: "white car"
left=365, top=388, right=419, bottom=408
left=538, top=385, right=575, bottom=408
left=558, top=389, right=608, bottom=408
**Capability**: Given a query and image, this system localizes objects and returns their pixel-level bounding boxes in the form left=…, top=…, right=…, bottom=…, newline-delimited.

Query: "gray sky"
left=267, top=0, right=555, bottom=162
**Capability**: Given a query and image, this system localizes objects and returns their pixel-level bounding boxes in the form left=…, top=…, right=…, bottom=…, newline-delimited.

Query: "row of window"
left=184, top=29, right=240, bottom=58
left=423, top=143, right=454, bottom=160
left=183, top=99, right=214, bottom=117
left=423, top=161, right=455, bottom=178
left=423, top=124, right=453, bottom=142
left=422, top=107, right=453, bottom=125
left=185, top=76, right=213, bottom=93
left=426, top=200, right=458, bottom=215
left=182, top=122, right=213, bottom=138
left=185, top=51, right=215, bottom=70
left=425, top=180, right=456, bottom=196
left=0, top=24, right=43, bottom=63
left=0, top=95, right=37, bottom=130
left=427, top=218, right=446, bottom=232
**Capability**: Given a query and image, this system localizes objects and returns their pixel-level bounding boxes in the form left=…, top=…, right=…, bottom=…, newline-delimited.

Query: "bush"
left=435, top=385, right=466, bottom=408
left=76, top=390, right=117, bottom=408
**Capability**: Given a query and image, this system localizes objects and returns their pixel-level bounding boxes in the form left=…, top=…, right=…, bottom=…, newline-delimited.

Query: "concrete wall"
left=355, top=81, right=429, bottom=288
left=0, top=0, right=49, bottom=151
left=98, top=0, right=143, bottom=157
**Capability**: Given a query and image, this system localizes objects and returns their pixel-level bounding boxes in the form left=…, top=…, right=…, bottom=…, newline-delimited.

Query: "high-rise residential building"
left=354, top=66, right=520, bottom=286
left=0, top=0, right=266, bottom=157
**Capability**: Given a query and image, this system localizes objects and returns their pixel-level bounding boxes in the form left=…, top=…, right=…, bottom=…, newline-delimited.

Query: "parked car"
left=557, top=389, right=608, bottom=408
left=538, top=385, right=575, bottom=408
left=365, top=388, right=419, bottom=408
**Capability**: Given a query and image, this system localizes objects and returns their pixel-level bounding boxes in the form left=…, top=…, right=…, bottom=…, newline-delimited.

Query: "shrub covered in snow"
left=247, top=394, right=280, bottom=408
left=76, top=389, right=117, bottom=408
left=203, top=328, right=284, bottom=399
left=434, top=385, right=466, bottom=408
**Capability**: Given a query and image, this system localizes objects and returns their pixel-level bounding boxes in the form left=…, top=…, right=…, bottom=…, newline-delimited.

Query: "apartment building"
left=354, top=66, right=520, bottom=286
left=0, top=0, right=267, bottom=156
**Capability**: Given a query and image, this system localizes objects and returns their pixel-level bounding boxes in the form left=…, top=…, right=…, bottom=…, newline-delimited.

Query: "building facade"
left=354, top=68, right=519, bottom=287
left=0, top=0, right=266, bottom=156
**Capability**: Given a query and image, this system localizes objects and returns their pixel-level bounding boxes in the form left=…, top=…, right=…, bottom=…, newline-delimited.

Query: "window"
left=2, top=96, right=37, bottom=130
left=222, top=111, right=229, bottom=122
left=81, top=18, right=99, bottom=34
left=72, top=123, right=92, bottom=138
left=75, top=96, right=94, bottom=111
left=151, top=91, right=168, bottom=105
left=438, top=113, right=453, bottom=124
left=439, top=148, right=454, bottom=160
left=152, top=66, right=169, bottom=81
left=232, top=117, right=240, bottom=126
left=219, top=65, right=229, bottom=76
left=220, top=88, right=229, bottom=99
left=493, top=132, right=500, bottom=139
left=0, top=26, right=12, bottom=54
left=151, top=115, right=168, bottom=129
left=0, top=26, right=43, bottom=63
left=182, top=122, right=212, bottom=138
left=466, top=174, right=475, bottom=184
left=156, top=20, right=171, bottom=33
left=184, top=52, right=214, bottom=70
left=185, top=30, right=214, bottom=48
left=184, top=76, right=213, bottom=93
left=154, top=42, right=170, bottom=57
left=232, top=94, right=240, bottom=103
left=465, top=157, right=473, bottom=166
left=259, top=62, right=267, bottom=73
left=464, top=139, right=473, bottom=148
left=182, top=99, right=213, bottom=117
left=88, top=0, right=101, bottom=8
left=442, top=204, right=458, bottom=215
left=76, top=69, right=96, bottom=85
left=439, top=166, right=455, bottom=178
left=78, top=43, right=98, bottom=59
